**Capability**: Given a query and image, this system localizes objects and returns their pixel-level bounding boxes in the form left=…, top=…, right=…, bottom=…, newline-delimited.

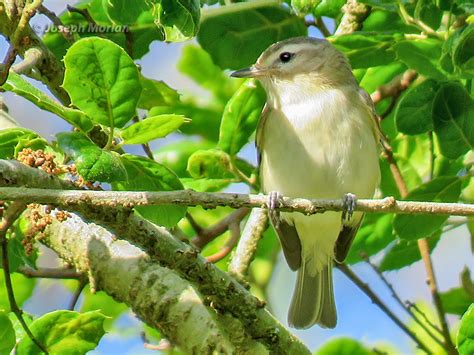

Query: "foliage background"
left=0, top=0, right=473, bottom=353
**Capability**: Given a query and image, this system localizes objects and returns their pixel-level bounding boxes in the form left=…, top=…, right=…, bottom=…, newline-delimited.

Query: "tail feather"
left=288, top=257, right=336, bottom=329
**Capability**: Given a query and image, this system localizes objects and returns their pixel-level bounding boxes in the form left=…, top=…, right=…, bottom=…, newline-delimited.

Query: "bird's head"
left=231, top=37, right=355, bottom=93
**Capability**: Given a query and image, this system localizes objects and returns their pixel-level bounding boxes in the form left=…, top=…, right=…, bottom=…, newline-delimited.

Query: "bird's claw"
left=268, top=191, right=283, bottom=228
left=342, top=193, right=356, bottom=223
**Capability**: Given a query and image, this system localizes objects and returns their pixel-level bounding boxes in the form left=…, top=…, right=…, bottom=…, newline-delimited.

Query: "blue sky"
left=1, top=1, right=472, bottom=353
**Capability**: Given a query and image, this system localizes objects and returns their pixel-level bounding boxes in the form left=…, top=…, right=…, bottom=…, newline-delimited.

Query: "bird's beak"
left=231, top=66, right=265, bottom=78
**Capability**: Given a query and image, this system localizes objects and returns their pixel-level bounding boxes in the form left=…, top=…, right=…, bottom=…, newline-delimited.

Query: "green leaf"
left=154, top=140, right=215, bottom=177
left=457, top=304, right=474, bottom=355
left=177, top=44, right=237, bottom=103
left=442, top=25, right=474, bottom=78
left=0, top=128, right=40, bottom=159
left=394, top=177, right=462, bottom=240
left=432, top=82, right=474, bottom=159
left=103, top=0, right=149, bottom=24
left=57, top=132, right=127, bottom=182
left=198, top=6, right=307, bottom=69
left=114, top=154, right=186, bottom=227
left=80, top=289, right=127, bottom=329
left=363, top=9, right=417, bottom=33
left=379, top=232, right=440, bottom=271
left=0, top=273, right=36, bottom=310
left=0, top=311, right=15, bottom=355
left=440, top=287, right=474, bottom=315
left=357, top=0, right=397, bottom=11
left=330, top=33, right=398, bottom=69
left=395, top=79, right=439, bottom=135
left=291, top=0, right=321, bottom=15
left=150, top=104, right=221, bottom=141
left=414, top=0, right=443, bottom=30
left=312, top=0, right=346, bottom=17
left=1, top=71, right=93, bottom=132
left=138, top=75, right=180, bottom=110
left=121, top=114, right=188, bottom=144
left=63, top=37, right=142, bottom=128
left=218, top=79, right=266, bottom=155
left=151, top=0, right=200, bottom=42
left=358, top=62, right=406, bottom=93
left=187, top=149, right=234, bottom=179
left=346, top=214, right=394, bottom=264
left=181, top=178, right=231, bottom=192
left=395, top=39, right=447, bottom=80
left=16, top=310, right=107, bottom=354
left=452, top=24, right=474, bottom=78
left=317, top=337, right=375, bottom=355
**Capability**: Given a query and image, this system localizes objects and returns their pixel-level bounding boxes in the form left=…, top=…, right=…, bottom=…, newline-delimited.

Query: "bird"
left=231, top=37, right=381, bottom=329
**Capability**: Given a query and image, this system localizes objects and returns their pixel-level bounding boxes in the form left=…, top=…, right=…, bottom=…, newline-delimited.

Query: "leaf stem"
left=397, top=0, right=444, bottom=40
left=0, top=202, right=48, bottom=354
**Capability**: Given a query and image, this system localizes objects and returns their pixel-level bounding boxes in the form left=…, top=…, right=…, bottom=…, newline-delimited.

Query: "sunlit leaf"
left=63, top=37, right=142, bottom=128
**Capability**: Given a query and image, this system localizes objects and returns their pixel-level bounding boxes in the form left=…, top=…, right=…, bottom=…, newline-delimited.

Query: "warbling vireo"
left=232, top=37, right=381, bottom=329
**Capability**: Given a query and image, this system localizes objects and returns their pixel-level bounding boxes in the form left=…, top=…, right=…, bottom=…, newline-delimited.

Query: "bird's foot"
left=341, top=193, right=357, bottom=223
left=267, top=191, right=283, bottom=228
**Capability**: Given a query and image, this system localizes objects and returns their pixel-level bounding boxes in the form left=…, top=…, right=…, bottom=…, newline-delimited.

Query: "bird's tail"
left=288, top=257, right=336, bottom=329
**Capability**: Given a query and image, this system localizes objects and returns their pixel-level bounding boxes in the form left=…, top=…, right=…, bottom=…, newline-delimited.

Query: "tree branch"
left=1, top=160, right=309, bottom=354
left=191, top=207, right=250, bottom=249
left=18, top=266, right=83, bottom=279
left=229, top=208, right=269, bottom=281
left=0, top=2, right=70, bottom=103
left=335, top=0, right=371, bottom=35
left=34, top=207, right=270, bottom=353
left=0, top=185, right=472, bottom=217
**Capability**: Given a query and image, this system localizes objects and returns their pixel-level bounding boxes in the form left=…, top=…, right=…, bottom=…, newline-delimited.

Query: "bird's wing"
left=255, top=103, right=269, bottom=166
left=358, top=88, right=384, bottom=147
left=334, top=89, right=380, bottom=262
left=256, top=104, right=302, bottom=270
left=334, top=220, right=362, bottom=262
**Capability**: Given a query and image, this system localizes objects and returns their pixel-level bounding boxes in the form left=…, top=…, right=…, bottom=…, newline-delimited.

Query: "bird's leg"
left=341, top=193, right=357, bottom=224
left=267, top=191, right=283, bottom=228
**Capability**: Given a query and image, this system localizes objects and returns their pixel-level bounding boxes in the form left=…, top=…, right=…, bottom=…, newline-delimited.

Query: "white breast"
left=260, top=85, right=380, bottom=200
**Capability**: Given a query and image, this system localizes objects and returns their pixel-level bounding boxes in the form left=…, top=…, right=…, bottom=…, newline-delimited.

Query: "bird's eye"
left=279, top=52, right=293, bottom=63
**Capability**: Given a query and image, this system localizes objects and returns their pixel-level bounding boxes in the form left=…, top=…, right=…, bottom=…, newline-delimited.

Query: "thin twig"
left=407, top=301, right=444, bottom=336
left=418, top=238, right=457, bottom=353
left=186, top=212, right=204, bottom=235
left=363, top=254, right=445, bottom=347
left=38, top=4, right=74, bottom=42
left=18, top=266, right=83, bottom=279
left=206, top=221, right=241, bottom=263
left=1, top=201, right=48, bottom=354
left=315, top=17, right=331, bottom=37
left=228, top=208, right=268, bottom=280
left=132, top=116, right=154, bottom=160
left=11, top=47, right=43, bottom=75
left=336, top=263, right=430, bottom=353
left=371, top=70, right=418, bottom=106
left=68, top=279, right=87, bottom=311
left=191, top=208, right=250, bottom=249
left=381, top=135, right=456, bottom=353
left=0, top=45, right=17, bottom=86
left=398, top=1, right=444, bottom=39
left=66, top=5, right=104, bottom=38
left=0, top=187, right=473, bottom=216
